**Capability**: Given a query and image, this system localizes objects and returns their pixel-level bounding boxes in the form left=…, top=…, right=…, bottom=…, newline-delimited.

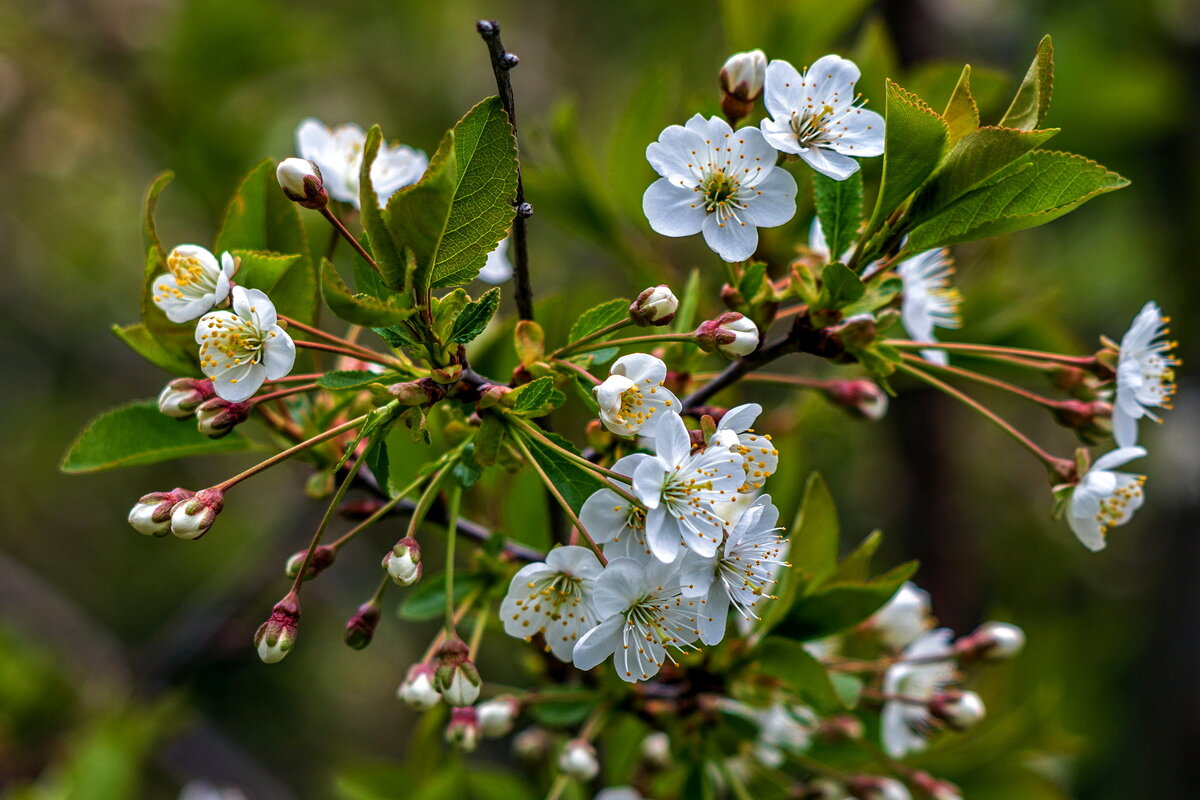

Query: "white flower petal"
left=643, top=178, right=707, bottom=237
left=739, top=168, right=797, bottom=228
left=701, top=210, right=759, bottom=262
left=797, top=146, right=861, bottom=180
left=572, top=615, right=623, bottom=670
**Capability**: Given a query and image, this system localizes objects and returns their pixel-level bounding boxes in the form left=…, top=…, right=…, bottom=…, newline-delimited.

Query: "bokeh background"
left=2, top=0, right=1198, bottom=798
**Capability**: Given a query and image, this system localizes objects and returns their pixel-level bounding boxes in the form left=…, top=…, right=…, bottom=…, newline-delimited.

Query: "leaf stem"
left=885, top=338, right=1096, bottom=366
left=899, top=353, right=1059, bottom=407
left=250, top=382, right=319, bottom=406
left=289, top=450, right=369, bottom=595
left=281, top=316, right=390, bottom=362
left=215, top=413, right=370, bottom=491
left=329, top=472, right=431, bottom=552
left=510, top=433, right=608, bottom=564
left=552, top=358, right=601, bottom=386
left=293, top=339, right=402, bottom=367
left=566, top=332, right=698, bottom=354
left=467, top=596, right=489, bottom=658
left=509, top=416, right=633, bottom=486
left=319, top=206, right=383, bottom=276
left=551, top=318, right=634, bottom=358
left=445, top=484, right=462, bottom=633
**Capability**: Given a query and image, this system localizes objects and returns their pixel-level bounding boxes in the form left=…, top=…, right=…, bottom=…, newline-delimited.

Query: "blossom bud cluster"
left=128, top=487, right=224, bottom=540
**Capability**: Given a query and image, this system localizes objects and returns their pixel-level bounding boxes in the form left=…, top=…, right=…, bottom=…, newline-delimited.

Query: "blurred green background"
left=1, top=0, right=1198, bottom=798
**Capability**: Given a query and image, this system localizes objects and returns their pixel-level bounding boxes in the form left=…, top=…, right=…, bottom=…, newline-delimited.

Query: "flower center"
left=167, top=252, right=211, bottom=289
left=789, top=103, right=836, bottom=144
left=1095, top=477, right=1145, bottom=533
left=198, top=315, right=267, bottom=373
left=700, top=169, right=745, bottom=223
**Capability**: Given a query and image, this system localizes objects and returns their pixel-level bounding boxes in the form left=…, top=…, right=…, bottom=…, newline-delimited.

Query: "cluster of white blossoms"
left=501, top=354, right=788, bottom=682
left=644, top=53, right=883, bottom=262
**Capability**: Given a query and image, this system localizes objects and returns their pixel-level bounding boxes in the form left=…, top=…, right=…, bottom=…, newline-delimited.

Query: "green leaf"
left=778, top=560, right=919, bottom=641
left=831, top=674, right=863, bottom=708
left=141, top=170, right=173, bottom=264
left=61, top=400, right=254, bottom=474
left=817, top=262, right=865, bottom=309
left=515, top=427, right=604, bottom=513
left=373, top=324, right=419, bottom=350
left=670, top=268, right=702, bottom=334
left=321, top=258, right=415, bottom=326
left=449, top=287, right=501, bottom=344
left=510, top=377, right=565, bottom=417
left=229, top=249, right=302, bottom=295
left=757, top=637, right=845, bottom=714
left=214, top=159, right=316, bottom=323
left=387, top=97, right=518, bottom=291
left=1000, top=35, right=1054, bottom=130
left=790, top=473, right=839, bottom=582
left=812, top=171, right=863, bottom=260
left=432, top=288, right=470, bottom=344
left=317, top=370, right=402, bottom=390
left=569, top=297, right=630, bottom=343
left=905, top=150, right=1129, bottom=251
left=111, top=323, right=197, bottom=376
left=359, top=125, right=410, bottom=290
left=737, top=261, right=768, bottom=303
left=942, top=65, right=979, bottom=146
left=825, top=529, right=883, bottom=584
left=529, top=698, right=594, bottom=727
left=865, top=81, right=949, bottom=236
left=910, top=125, right=1059, bottom=220
left=365, top=439, right=390, bottom=494
left=475, top=415, right=505, bottom=467
left=398, top=573, right=483, bottom=621
left=453, top=445, right=483, bottom=488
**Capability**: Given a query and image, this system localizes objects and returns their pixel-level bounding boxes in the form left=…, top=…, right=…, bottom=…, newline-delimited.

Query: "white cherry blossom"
left=881, top=629, right=958, bottom=757
left=864, top=581, right=932, bottom=651
left=594, top=354, right=681, bottom=437
left=1113, top=301, right=1177, bottom=447
left=296, top=118, right=427, bottom=208
left=500, top=545, right=603, bottom=661
left=152, top=245, right=236, bottom=323
left=572, top=558, right=704, bottom=683
left=580, top=458, right=653, bottom=563
left=760, top=55, right=884, bottom=180
left=643, top=114, right=797, bottom=262
left=711, top=403, right=779, bottom=492
left=630, top=412, right=745, bottom=562
left=897, top=248, right=961, bottom=366
left=1066, top=447, right=1147, bottom=551
left=680, top=495, right=788, bottom=645
left=195, top=286, right=295, bottom=402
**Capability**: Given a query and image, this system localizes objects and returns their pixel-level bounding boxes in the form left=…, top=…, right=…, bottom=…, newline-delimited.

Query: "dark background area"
left=1, top=0, right=1197, bottom=797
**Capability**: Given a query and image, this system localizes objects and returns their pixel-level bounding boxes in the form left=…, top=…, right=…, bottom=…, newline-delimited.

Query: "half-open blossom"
left=275, top=157, right=327, bottom=209
left=630, top=284, right=679, bottom=327
left=158, top=377, right=215, bottom=418
left=760, top=55, right=884, bottom=180
left=711, top=403, right=778, bottom=492
left=296, top=118, right=427, bottom=208
left=1113, top=301, right=1177, bottom=447
left=680, top=495, right=787, bottom=644
left=478, top=235, right=513, bottom=284
left=1066, top=447, right=1147, bottom=551
left=881, top=628, right=958, bottom=757
left=500, top=545, right=603, bottom=661
left=152, top=245, right=236, bottom=324
left=594, top=354, right=680, bottom=437
left=896, top=249, right=960, bottom=366
left=573, top=558, right=704, bottom=682
left=397, top=662, right=441, bottom=710
left=719, top=49, right=767, bottom=122
left=958, top=621, right=1026, bottom=661
left=630, top=412, right=745, bottom=561
left=863, top=581, right=932, bottom=651
left=196, top=286, right=295, bottom=403
left=643, top=114, right=797, bottom=262
left=696, top=312, right=760, bottom=358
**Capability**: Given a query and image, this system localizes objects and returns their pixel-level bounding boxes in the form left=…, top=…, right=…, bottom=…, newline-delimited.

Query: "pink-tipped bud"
left=477, top=695, right=521, bottom=738
left=845, top=775, right=912, bottom=800
left=719, top=49, right=767, bottom=123
left=558, top=739, right=599, bottom=782
left=640, top=731, right=671, bottom=768
left=826, top=379, right=888, bottom=422
left=956, top=621, right=1026, bottom=661
left=383, top=537, right=422, bottom=586
left=513, top=726, right=551, bottom=761
left=434, top=636, right=481, bottom=707
left=910, top=772, right=962, bottom=800
left=169, top=487, right=224, bottom=540
left=1051, top=399, right=1113, bottom=444
left=276, top=158, right=328, bottom=209
left=157, top=378, right=214, bottom=418
left=285, top=545, right=336, bottom=580
left=630, top=284, right=679, bottom=327
left=344, top=601, right=381, bottom=650
left=928, top=690, right=985, bottom=731
left=817, top=714, right=865, bottom=742
left=445, top=706, right=481, bottom=752
left=397, top=662, right=441, bottom=710
left=254, top=593, right=300, bottom=664
left=195, top=397, right=251, bottom=439
left=128, top=488, right=194, bottom=537
left=695, top=312, right=759, bottom=358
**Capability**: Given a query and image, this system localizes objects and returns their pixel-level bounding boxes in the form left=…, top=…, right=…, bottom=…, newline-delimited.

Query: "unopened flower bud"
left=845, top=776, right=912, bottom=800
left=397, top=662, right=441, bottom=710
left=630, top=285, right=679, bottom=327
left=276, top=157, right=327, bottom=209
left=640, top=731, right=671, bottom=768
left=388, top=378, right=441, bottom=407
left=830, top=313, right=877, bottom=350
left=558, top=739, right=599, bottom=782
left=285, top=545, right=336, bottom=580
left=445, top=706, right=481, bottom=752
left=1051, top=399, right=1113, bottom=444
left=513, top=726, right=551, bottom=761
left=195, top=397, right=251, bottom=439
left=928, top=690, right=985, bottom=731
left=957, top=621, right=1026, bottom=661
left=158, top=378, right=214, bottom=418
left=434, top=636, right=481, bottom=707
left=169, top=487, right=224, bottom=539
left=254, top=593, right=300, bottom=664
left=383, top=537, right=422, bottom=586
left=477, top=695, right=520, bottom=738
left=817, top=714, right=865, bottom=742
left=344, top=601, right=381, bottom=650
left=128, top=488, right=194, bottom=536
left=910, top=772, right=961, bottom=800
left=695, top=312, right=759, bottom=358
left=719, top=49, right=767, bottom=123
left=826, top=379, right=888, bottom=421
